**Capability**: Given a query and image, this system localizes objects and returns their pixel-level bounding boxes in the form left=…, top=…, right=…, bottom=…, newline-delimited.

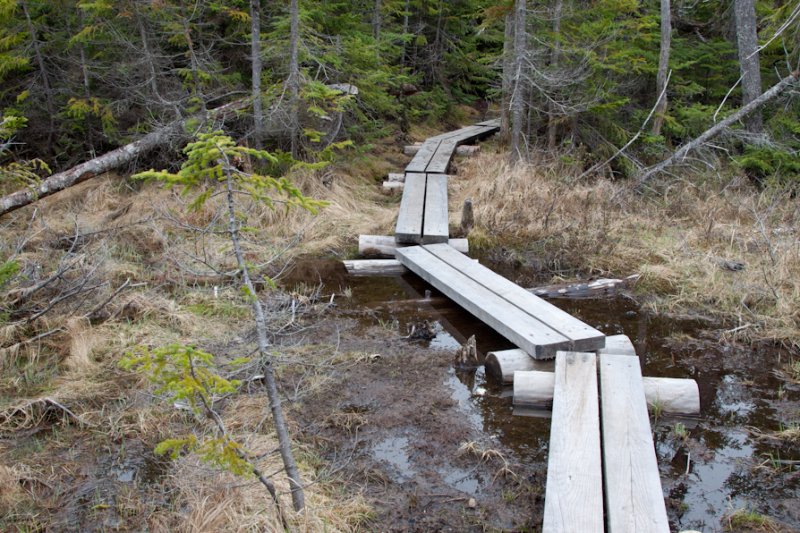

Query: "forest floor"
left=1, top=115, right=800, bottom=531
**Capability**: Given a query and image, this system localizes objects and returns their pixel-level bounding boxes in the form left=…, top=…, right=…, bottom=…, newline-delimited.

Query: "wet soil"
left=283, top=259, right=800, bottom=533
left=290, top=323, right=545, bottom=531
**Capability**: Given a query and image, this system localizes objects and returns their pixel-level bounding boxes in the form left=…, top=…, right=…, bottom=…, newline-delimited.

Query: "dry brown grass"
left=452, top=151, right=800, bottom=346
left=0, top=162, right=387, bottom=530
left=3, top=133, right=799, bottom=530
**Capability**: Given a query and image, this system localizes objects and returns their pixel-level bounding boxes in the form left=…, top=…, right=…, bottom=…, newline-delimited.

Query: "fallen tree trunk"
left=0, top=99, right=248, bottom=218
left=529, top=275, right=639, bottom=299
left=635, top=70, right=799, bottom=190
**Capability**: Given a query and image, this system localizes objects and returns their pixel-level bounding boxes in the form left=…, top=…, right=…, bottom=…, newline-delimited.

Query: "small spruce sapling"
left=120, top=345, right=253, bottom=475
left=131, top=131, right=326, bottom=512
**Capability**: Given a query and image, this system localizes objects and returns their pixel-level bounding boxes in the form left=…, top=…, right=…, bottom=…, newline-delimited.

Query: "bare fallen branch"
left=0, top=99, right=249, bottom=218
left=633, top=70, right=799, bottom=192
left=0, top=397, right=87, bottom=435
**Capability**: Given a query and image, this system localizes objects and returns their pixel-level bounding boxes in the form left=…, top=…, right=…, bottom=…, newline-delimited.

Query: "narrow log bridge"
left=351, top=120, right=696, bottom=532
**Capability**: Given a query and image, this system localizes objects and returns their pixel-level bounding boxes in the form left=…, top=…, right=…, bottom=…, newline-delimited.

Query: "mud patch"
left=290, top=320, right=544, bottom=532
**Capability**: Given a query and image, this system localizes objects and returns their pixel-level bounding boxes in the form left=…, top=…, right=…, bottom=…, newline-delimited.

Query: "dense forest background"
left=0, top=0, right=798, bottom=189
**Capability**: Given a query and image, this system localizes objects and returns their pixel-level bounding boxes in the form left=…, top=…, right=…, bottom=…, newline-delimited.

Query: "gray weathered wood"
left=395, top=173, right=426, bottom=243
left=543, top=351, right=603, bottom=533
left=423, top=243, right=605, bottom=355
left=512, top=369, right=700, bottom=414
left=365, top=234, right=463, bottom=256
left=599, top=354, right=670, bottom=533
left=343, top=259, right=407, bottom=275
left=642, top=376, right=700, bottom=415
left=395, top=246, right=571, bottom=357
left=405, top=144, right=479, bottom=156
left=485, top=348, right=554, bottom=382
left=387, top=172, right=406, bottom=182
left=422, top=173, right=449, bottom=243
left=598, top=334, right=636, bottom=355
left=405, top=139, right=441, bottom=173
left=429, top=125, right=497, bottom=144
left=427, top=126, right=478, bottom=142
left=382, top=181, right=403, bottom=191
left=487, top=335, right=630, bottom=382
left=344, top=256, right=479, bottom=276
left=427, top=139, right=458, bottom=173
left=476, top=118, right=501, bottom=127
left=359, top=234, right=468, bottom=257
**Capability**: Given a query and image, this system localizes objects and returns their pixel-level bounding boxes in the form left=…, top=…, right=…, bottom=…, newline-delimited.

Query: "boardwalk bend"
left=346, top=120, right=700, bottom=532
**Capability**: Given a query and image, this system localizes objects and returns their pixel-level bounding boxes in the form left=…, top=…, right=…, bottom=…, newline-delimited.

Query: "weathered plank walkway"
left=395, top=243, right=605, bottom=358
left=354, top=120, right=680, bottom=532
left=395, top=119, right=500, bottom=244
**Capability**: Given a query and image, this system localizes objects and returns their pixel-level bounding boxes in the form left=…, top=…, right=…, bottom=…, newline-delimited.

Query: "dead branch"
left=0, top=99, right=249, bottom=218
left=634, top=70, right=799, bottom=191
left=0, top=397, right=86, bottom=435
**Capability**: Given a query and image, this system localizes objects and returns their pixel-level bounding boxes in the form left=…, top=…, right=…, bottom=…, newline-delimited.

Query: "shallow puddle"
left=283, top=258, right=800, bottom=531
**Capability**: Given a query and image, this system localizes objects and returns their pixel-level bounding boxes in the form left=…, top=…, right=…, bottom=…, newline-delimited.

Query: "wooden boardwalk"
left=395, top=119, right=499, bottom=244
left=364, top=120, right=677, bottom=531
left=395, top=243, right=605, bottom=358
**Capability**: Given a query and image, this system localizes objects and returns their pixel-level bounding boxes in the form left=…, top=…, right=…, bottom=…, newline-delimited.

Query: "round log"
left=382, top=181, right=404, bottom=191
left=513, top=370, right=700, bottom=415
left=486, top=335, right=635, bottom=383
left=403, top=143, right=423, bottom=155
left=456, top=145, right=480, bottom=155
left=642, top=377, right=701, bottom=415
left=598, top=334, right=636, bottom=355
left=513, top=370, right=556, bottom=408
left=387, top=172, right=406, bottom=182
left=358, top=235, right=469, bottom=258
left=485, top=348, right=553, bottom=383
left=343, top=259, right=407, bottom=275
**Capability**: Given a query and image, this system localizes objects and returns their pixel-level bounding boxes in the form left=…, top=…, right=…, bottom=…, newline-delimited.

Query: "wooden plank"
left=426, top=139, right=458, bottom=173
left=395, top=173, right=426, bottom=243
left=395, top=246, right=571, bottom=357
left=476, top=118, right=501, bottom=127
left=422, top=243, right=605, bottom=355
left=543, top=351, right=603, bottom=533
left=359, top=234, right=467, bottom=257
left=422, top=173, right=449, bottom=243
left=447, top=125, right=498, bottom=145
left=405, top=139, right=440, bottom=173
left=599, top=354, right=670, bottom=533
left=432, top=125, right=482, bottom=143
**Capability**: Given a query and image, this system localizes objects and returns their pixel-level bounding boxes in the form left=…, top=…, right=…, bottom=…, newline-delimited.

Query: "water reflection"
left=283, top=259, right=800, bottom=530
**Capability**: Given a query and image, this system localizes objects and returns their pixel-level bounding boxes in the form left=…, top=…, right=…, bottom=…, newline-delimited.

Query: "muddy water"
left=283, top=259, right=800, bottom=532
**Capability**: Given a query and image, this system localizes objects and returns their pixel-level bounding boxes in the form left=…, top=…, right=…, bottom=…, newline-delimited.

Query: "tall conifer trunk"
left=546, top=0, right=564, bottom=150
left=510, top=0, right=527, bottom=163
left=651, top=0, right=671, bottom=136
left=288, top=0, right=300, bottom=158
left=500, top=11, right=514, bottom=142
left=734, top=0, right=763, bottom=133
left=250, top=0, right=264, bottom=148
